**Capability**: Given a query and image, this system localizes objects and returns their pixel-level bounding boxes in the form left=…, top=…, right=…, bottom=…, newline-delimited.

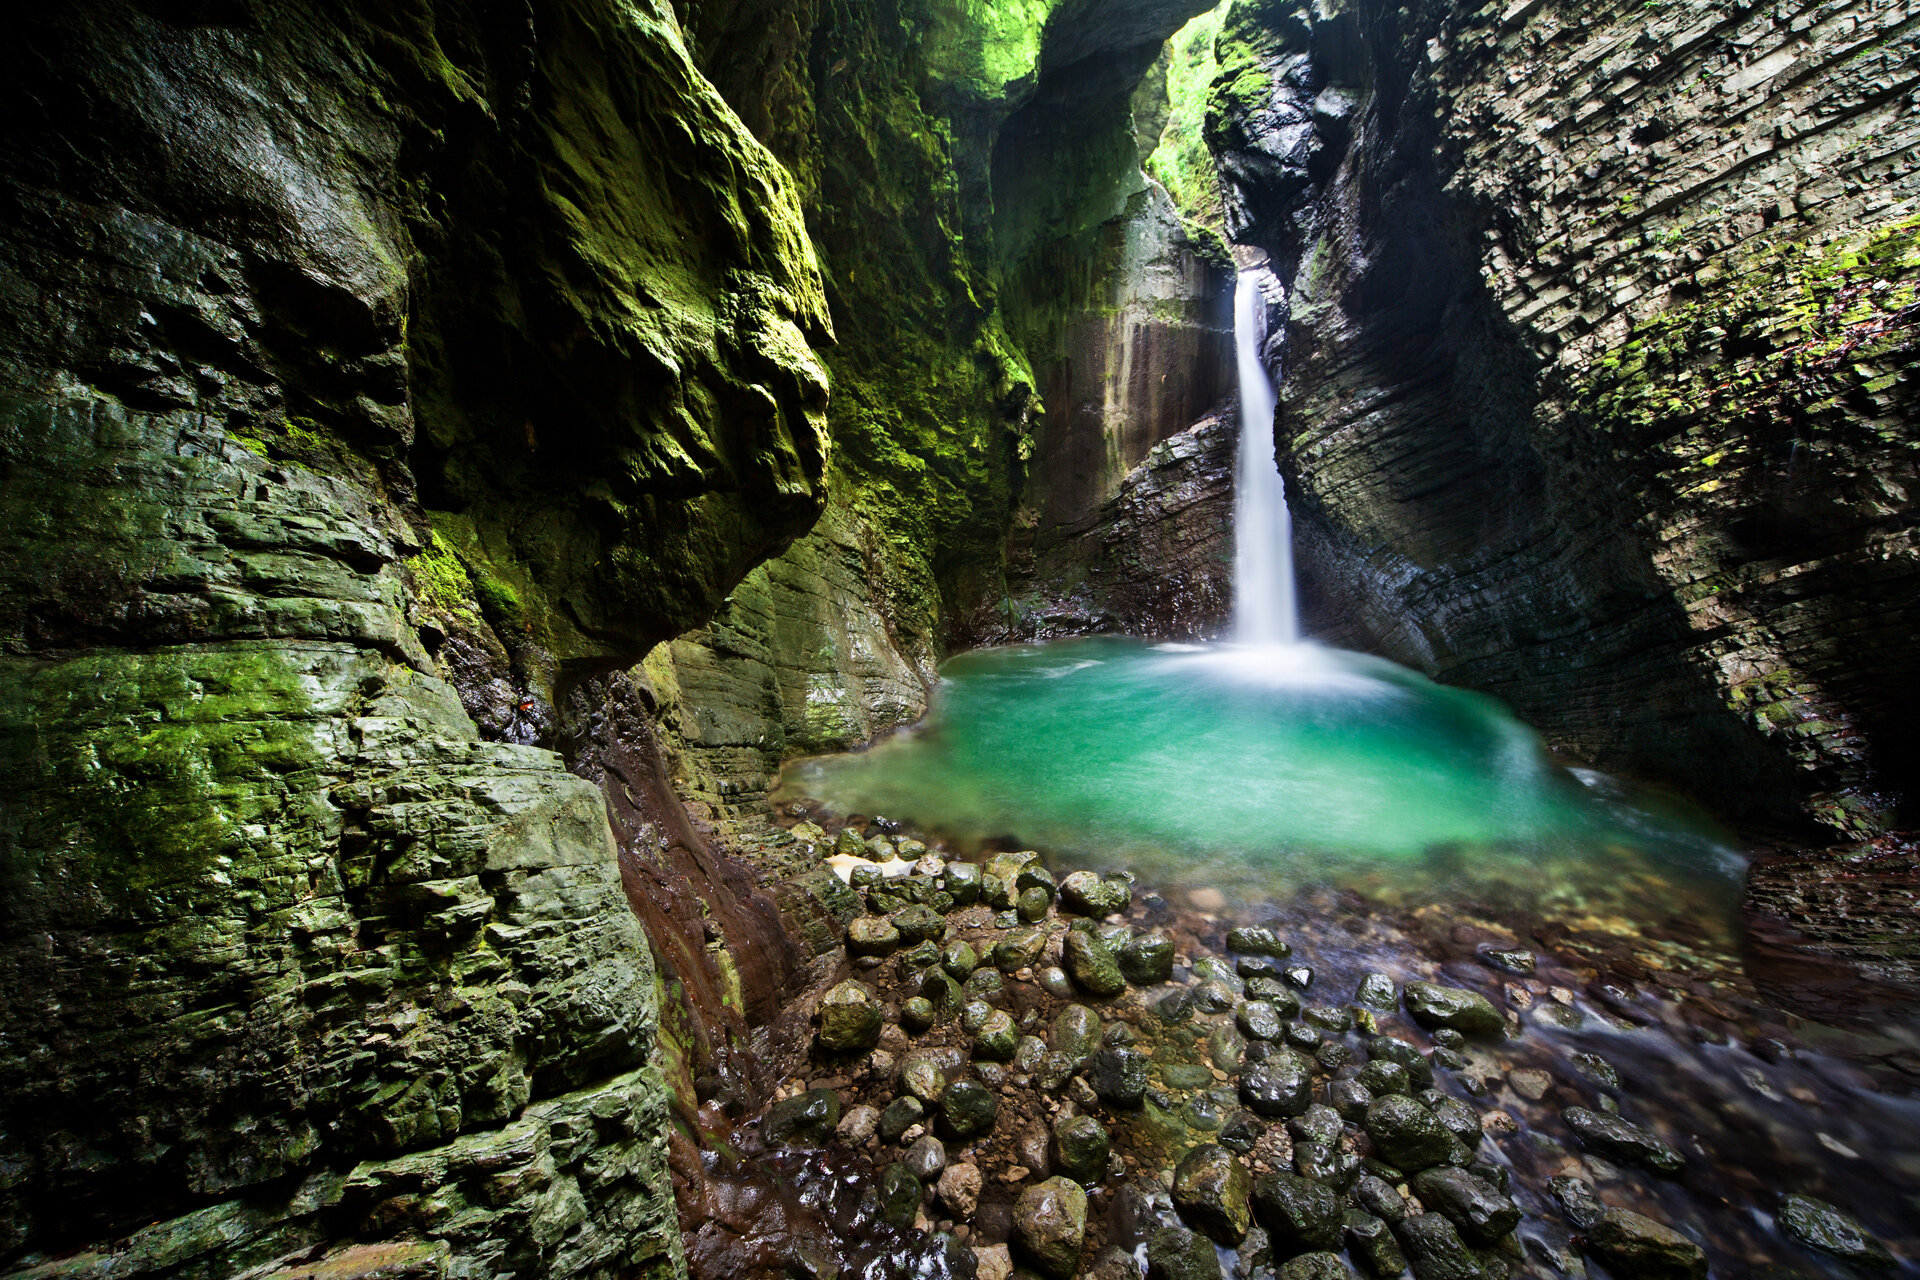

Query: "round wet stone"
left=1357, top=1060, right=1410, bottom=1096
left=893, top=904, right=948, bottom=944
left=1064, top=930, right=1126, bottom=996
left=878, top=1095, right=924, bottom=1143
left=964, top=966, right=1005, bottom=999
left=941, top=939, right=979, bottom=979
left=1227, top=926, right=1291, bottom=957
left=1364, top=1095, right=1452, bottom=1171
left=1051, top=1113, right=1111, bottom=1182
left=847, top=916, right=902, bottom=957
left=1059, top=870, right=1131, bottom=917
left=1090, top=1047, right=1149, bottom=1107
left=1172, top=1143, right=1252, bottom=1244
left=943, top=862, right=982, bottom=904
left=1017, top=885, right=1052, bottom=921
left=1237, top=1000, right=1286, bottom=1042
left=974, top=1009, right=1018, bottom=1060
left=1403, top=982, right=1503, bottom=1036
left=940, top=1080, right=999, bottom=1139
left=1012, top=1177, right=1087, bottom=1279
left=1039, top=965, right=1074, bottom=998
left=994, top=930, right=1047, bottom=972
left=1119, top=933, right=1175, bottom=985
left=901, top=996, right=936, bottom=1033
left=1051, top=1005, right=1103, bottom=1063
left=1239, top=1049, right=1314, bottom=1117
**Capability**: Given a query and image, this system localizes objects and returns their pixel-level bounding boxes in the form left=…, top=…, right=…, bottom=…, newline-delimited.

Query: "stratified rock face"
left=1210, top=0, right=1920, bottom=831
left=0, top=0, right=834, bottom=1271
left=1000, top=408, right=1237, bottom=639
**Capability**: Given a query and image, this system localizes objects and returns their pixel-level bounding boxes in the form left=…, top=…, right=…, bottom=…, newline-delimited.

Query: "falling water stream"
left=1232, top=267, right=1297, bottom=645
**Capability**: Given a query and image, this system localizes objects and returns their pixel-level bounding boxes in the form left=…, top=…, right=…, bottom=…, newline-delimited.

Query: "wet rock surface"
left=716, top=812, right=1920, bottom=1280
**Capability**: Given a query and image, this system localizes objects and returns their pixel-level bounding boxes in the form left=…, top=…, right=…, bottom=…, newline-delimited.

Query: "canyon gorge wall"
left=1207, top=0, right=1919, bottom=834
left=0, top=0, right=1232, bottom=1273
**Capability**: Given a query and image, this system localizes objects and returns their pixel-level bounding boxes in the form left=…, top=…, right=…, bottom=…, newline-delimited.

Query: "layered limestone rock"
left=1210, top=0, right=1919, bottom=831
left=0, top=0, right=836, bottom=1272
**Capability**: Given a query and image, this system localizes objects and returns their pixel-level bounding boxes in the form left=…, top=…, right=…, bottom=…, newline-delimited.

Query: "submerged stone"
left=1355, top=973, right=1398, bottom=1009
left=877, top=1162, right=922, bottom=1228
left=1562, top=1107, right=1684, bottom=1176
left=1586, top=1208, right=1707, bottom=1280
left=1547, top=1175, right=1603, bottom=1230
left=1228, top=926, right=1292, bottom=957
left=1403, top=983, right=1503, bottom=1036
left=1777, top=1194, right=1896, bottom=1268
left=1238, top=1000, right=1286, bottom=1042
left=1090, top=1047, right=1149, bottom=1107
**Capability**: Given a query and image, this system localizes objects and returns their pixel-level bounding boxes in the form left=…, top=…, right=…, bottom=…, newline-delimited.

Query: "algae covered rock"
left=1240, top=1049, right=1315, bottom=1117
left=1172, top=1143, right=1252, bottom=1244
left=1064, top=930, right=1127, bottom=996
left=1777, top=1194, right=1896, bottom=1268
left=1252, top=1170, right=1343, bottom=1253
left=1013, top=1176, right=1089, bottom=1278
left=1146, top=1226, right=1222, bottom=1280
left=1402, top=982, right=1503, bottom=1036
left=1587, top=1208, right=1708, bottom=1280
left=1052, top=1113, right=1112, bottom=1182
left=765, top=1088, right=842, bottom=1146
left=1364, top=1095, right=1452, bottom=1172
left=1561, top=1107, right=1684, bottom=1176
left=1061, top=871, right=1133, bottom=917
left=817, top=980, right=884, bottom=1052
left=940, top=1080, right=1000, bottom=1139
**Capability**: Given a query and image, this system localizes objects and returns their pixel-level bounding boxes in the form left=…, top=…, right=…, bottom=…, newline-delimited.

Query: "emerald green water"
left=780, top=637, right=1743, bottom=908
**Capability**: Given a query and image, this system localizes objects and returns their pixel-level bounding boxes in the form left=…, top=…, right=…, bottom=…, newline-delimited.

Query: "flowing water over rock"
left=1232, top=268, right=1299, bottom=647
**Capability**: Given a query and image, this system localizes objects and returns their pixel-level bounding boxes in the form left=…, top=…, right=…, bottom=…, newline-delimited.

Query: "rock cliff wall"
left=1210, top=0, right=1919, bottom=832
left=0, top=0, right=834, bottom=1272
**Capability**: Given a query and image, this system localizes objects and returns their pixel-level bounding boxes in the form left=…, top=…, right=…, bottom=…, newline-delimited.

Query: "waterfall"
left=1231, top=268, right=1300, bottom=645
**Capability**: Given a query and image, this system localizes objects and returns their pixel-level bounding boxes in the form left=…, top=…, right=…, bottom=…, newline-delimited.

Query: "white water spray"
left=1231, top=268, right=1300, bottom=645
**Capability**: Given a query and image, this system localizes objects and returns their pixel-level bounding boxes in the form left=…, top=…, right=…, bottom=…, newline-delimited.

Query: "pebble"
left=938, top=1162, right=983, bottom=1220
left=905, top=1134, right=948, bottom=1181
left=1507, top=1068, right=1552, bottom=1101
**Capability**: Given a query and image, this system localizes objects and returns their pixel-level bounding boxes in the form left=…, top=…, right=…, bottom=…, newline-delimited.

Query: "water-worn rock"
left=904, top=1051, right=954, bottom=1103
left=939, top=1162, right=984, bottom=1220
left=1411, top=1168, right=1519, bottom=1245
left=1253, top=1171, right=1343, bottom=1254
left=1040, top=966, right=1076, bottom=998
left=902, top=996, right=938, bottom=1034
left=1064, top=930, right=1127, bottom=996
left=838, top=1104, right=881, bottom=1144
left=1240, top=1049, right=1315, bottom=1117
left=1331, top=1079, right=1374, bottom=1123
left=818, top=981, right=885, bottom=1052
left=1587, top=1208, right=1708, bottom=1280
left=1052, top=1005, right=1104, bottom=1065
left=765, top=1088, right=842, bottom=1146
left=976, top=1010, right=1019, bottom=1060
left=1357, top=1061, right=1410, bottom=1098
left=922, top=969, right=965, bottom=1013
left=996, top=931, right=1049, bottom=973
left=848, top=916, right=903, bottom=956
left=1345, top=1211, right=1407, bottom=1277
left=1367, top=1038, right=1435, bottom=1088
left=1777, top=1194, right=1896, bottom=1268
left=1392, top=1212, right=1486, bottom=1280
left=1278, top=1255, right=1358, bottom=1280
left=1173, top=1144, right=1252, bottom=1244
left=1365, top=1096, right=1452, bottom=1172
left=1228, top=926, right=1291, bottom=956
left=1018, top=885, right=1054, bottom=921
left=1548, top=1176, right=1604, bottom=1230
left=941, top=1081, right=1000, bottom=1140
left=894, top=905, right=948, bottom=944
left=1147, top=1225, right=1222, bottom=1280
left=1352, top=1177, right=1408, bottom=1225
left=1120, top=933, right=1176, bottom=985
left=880, top=1096, right=926, bottom=1143
left=1090, top=1047, right=1150, bottom=1107
left=1428, top=1097, right=1482, bottom=1148
left=1060, top=871, right=1132, bottom=917
left=1013, top=1177, right=1089, bottom=1278
left=944, top=940, right=981, bottom=979
left=1356, top=974, right=1398, bottom=1009
left=878, top=1163, right=923, bottom=1228
left=1402, top=983, right=1503, bottom=1036
left=1482, top=949, right=1535, bottom=976
left=906, top=1134, right=949, bottom=1181
left=1238, top=1001, right=1286, bottom=1042
left=945, top=863, right=983, bottom=905
left=1562, top=1107, right=1684, bottom=1176
left=1053, top=1113, right=1112, bottom=1183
